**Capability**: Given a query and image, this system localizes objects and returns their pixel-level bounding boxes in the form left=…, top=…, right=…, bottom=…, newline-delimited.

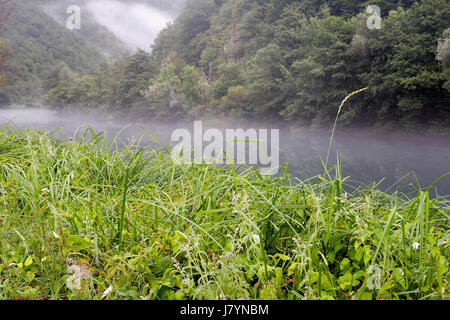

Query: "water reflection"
left=1, top=108, right=449, bottom=196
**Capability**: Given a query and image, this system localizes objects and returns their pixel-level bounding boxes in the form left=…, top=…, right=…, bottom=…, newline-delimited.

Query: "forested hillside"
left=0, top=0, right=106, bottom=105
left=44, top=0, right=450, bottom=129
left=40, top=0, right=131, bottom=58
left=2, top=0, right=449, bottom=129
left=39, top=0, right=188, bottom=56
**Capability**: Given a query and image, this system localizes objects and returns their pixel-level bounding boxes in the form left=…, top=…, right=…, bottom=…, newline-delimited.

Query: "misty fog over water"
left=1, top=108, right=449, bottom=196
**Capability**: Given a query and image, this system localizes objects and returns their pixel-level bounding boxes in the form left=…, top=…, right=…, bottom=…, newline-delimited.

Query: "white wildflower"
left=252, top=234, right=260, bottom=245
left=172, top=257, right=181, bottom=269
left=412, top=242, right=420, bottom=250
left=101, top=286, right=113, bottom=300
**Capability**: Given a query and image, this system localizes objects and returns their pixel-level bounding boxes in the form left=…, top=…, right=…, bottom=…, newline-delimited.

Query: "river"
left=1, top=108, right=449, bottom=196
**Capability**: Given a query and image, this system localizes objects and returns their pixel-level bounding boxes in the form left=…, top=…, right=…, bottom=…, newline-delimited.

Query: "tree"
left=364, top=0, right=450, bottom=128
left=116, top=50, right=159, bottom=107
left=246, top=43, right=286, bottom=117
left=29, top=0, right=450, bottom=128
left=213, top=62, right=243, bottom=99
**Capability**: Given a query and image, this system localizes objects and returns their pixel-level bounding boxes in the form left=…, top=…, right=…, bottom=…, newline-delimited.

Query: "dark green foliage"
left=153, top=0, right=221, bottom=64
left=116, top=51, right=160, bottom=106
left=47, top=51, right=160, bottom=111
left=152, top=0, right=450, bottom=128
left=213, top=63, right=244, bottom=99
left=42, top=0, right=450, bottom=128
left=362, top=0, right=450, bottom=128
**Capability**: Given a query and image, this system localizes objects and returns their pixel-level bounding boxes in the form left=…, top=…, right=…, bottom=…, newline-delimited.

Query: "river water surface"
left=1, top=108, right=449, bottom=196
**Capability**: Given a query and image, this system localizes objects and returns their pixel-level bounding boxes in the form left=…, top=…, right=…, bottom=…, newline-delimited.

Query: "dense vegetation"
left=0, top=1, right=448, bottom=301
left=0, top=127, right=448, bottom=300
left=43, top=0, right=450, bottom=129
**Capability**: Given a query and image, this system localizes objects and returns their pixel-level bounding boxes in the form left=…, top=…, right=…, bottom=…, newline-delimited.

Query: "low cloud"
left=85, top=0, right=174, bottom=51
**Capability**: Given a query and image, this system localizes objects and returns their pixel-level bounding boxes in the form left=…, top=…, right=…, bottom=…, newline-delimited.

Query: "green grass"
left=0, top=127, right=448, bottom=300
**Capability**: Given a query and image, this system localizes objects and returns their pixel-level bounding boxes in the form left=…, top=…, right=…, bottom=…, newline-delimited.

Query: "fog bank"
left=85, top=0, right=174, bottom=51
left=1, top=108, right=449, bottom=196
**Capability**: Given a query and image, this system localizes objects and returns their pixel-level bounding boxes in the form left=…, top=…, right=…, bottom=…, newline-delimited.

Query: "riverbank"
left=0, top=129, right=448, bottom=300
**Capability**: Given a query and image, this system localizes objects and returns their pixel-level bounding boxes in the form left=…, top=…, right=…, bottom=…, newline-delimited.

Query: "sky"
left=84, top=0, right=174, bottom=51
